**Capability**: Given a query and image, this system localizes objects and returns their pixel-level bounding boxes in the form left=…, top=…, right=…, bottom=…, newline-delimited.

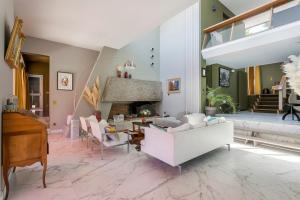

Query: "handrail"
left=203, top=0, right=289, bottom=33
left=272, top=75, right=287, bottom=111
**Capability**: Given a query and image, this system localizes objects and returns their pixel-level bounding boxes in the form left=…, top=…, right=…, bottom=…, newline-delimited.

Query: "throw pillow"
left=167, top=123, right=190, bottom=133
left=153, top=117, right=183, bottom=128
left=204, top=116, right=226, bottom=126
left=185, top=113, right=206, bottom=126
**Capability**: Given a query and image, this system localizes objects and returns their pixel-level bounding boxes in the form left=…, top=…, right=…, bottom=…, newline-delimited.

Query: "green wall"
left=207, top=65, right=239, bottom=104
left=200, top=0, right=235, bottom=110
left=260, top=63, right=283, bottom=90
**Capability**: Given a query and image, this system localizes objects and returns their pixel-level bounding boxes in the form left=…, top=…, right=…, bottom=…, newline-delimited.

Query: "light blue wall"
left=75, top=28, right=160, bottom=119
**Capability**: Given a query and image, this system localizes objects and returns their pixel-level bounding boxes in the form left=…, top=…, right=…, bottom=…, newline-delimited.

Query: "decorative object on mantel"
left=206, top=87, right=236, bottom=116
left=5, top=17, right=25, bottom=69
left=83, top=76, right=101, bottom=110
left=282, top=55, right=300, bottom=95
left=57, top=72, right=73, bottom=91
left=124, top=71, right=129, bottom=79
left=167, top=78, right=181, bottom=95
left=124, top=56, right=136, bottom=70
left=116, top=67, right=122, bottom=78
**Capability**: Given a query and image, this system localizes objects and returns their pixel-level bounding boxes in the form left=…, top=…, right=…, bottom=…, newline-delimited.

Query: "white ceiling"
left=14, top=0, right=197, bottom=51
left=219, top=0, right=271, bottom=15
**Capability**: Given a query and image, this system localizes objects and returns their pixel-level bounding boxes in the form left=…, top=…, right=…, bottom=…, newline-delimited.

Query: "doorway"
left=28, top=74, right=44, bottom=115
left=23, top=53, right=50, bottom=117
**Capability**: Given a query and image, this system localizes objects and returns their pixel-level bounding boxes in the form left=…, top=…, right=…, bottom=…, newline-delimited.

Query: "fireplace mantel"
left=102, top=77, right=162, bottom=102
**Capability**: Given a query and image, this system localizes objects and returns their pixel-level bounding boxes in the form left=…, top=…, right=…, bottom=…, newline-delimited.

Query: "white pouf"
left=71, top=119, right=80, bottom=139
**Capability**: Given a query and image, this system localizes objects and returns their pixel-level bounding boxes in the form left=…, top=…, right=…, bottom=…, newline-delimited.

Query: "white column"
left=185, top=1, right=200, bottom=114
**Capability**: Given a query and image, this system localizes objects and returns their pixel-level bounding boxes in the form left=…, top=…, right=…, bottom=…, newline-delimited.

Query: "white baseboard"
left=48, top=129, right=63, bottom=134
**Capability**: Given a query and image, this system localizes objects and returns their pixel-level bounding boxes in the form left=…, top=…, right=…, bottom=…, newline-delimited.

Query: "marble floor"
left=9, top=134, right=300, bottom=200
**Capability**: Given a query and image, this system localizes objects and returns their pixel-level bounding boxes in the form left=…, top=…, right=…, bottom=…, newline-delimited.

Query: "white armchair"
left=79, top=117, right=93, bottom=147
left=89, top=121, right=130, bottom=159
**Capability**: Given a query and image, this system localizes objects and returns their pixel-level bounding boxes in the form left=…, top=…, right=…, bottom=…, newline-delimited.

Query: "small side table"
left=131, top=121, right=153, bottom=151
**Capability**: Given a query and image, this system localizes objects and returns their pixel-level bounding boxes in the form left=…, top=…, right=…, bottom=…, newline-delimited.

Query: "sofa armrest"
left=141, top=127, right=176, bottom=166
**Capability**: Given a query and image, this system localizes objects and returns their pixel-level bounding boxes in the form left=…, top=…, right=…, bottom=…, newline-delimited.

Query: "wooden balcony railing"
left=203, top=0, right=289, bottom=33
left=202, top=0, right=292, bottom=49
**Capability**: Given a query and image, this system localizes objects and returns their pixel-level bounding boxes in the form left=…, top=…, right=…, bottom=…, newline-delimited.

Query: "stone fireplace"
left=102, top=77, right=162, bottom=119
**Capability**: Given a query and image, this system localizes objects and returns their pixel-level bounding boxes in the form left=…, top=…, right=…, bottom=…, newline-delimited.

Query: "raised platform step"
left=234, top=135, right=300, bottom=152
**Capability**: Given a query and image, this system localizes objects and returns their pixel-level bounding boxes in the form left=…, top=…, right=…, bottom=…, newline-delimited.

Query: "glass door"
left=28, top=74, right=43, bottom=116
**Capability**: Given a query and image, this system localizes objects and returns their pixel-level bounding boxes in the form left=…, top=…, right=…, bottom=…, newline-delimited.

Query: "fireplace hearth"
left=108, top=102, right=158, bottom=119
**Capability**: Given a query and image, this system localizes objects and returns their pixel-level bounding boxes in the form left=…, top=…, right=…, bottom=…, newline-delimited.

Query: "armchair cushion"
left=103, top=132, right=128, bottom=147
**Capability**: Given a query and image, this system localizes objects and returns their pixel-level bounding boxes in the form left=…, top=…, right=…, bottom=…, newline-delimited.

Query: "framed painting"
left=168, top=78, right=181, bottom=95
left=219, top=67, right=230, bottom=87
left=57, top=72, right=73, bottom=91
left=5, top=17, right=25, bottom=69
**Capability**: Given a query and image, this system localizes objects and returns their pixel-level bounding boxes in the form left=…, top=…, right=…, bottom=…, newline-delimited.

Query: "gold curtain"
left=254, top=66, right=261, bottom=95
left=14, top=65, right=27, bottom=109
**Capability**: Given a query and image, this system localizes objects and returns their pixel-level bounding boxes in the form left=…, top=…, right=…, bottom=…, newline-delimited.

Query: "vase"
left=205, top=106, right=217, bottom=116
left=117, top=70, right=122, bottom=78
left=93, top=110, right=102, bottom=122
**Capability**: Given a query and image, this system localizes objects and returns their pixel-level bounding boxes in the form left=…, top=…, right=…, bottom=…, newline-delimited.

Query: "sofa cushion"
left=184, top=113, right=206, bottom=127
left=167, top=123, right=190, bottom=133
left=153, top=117, right=183, bottom=128
left=204, top=116, right=226, bottom=126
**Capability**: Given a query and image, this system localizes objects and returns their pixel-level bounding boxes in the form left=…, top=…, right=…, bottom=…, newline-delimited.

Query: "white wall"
left=160, top=2, right=200, bottom=118
left=0, top=0, right=14, bottom=104
left=23, top=37, right=99, bottom=129
left=0, top=0, right=14, bottom=193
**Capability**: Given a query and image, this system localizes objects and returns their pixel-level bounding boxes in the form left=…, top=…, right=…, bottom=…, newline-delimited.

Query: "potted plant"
left=206, top=87, right=236, bottom=116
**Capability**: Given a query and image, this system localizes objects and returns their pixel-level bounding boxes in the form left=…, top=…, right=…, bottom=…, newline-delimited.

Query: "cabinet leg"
left=177, top=165, right=182, bottom=175
left=42, top=160, right=47, bottom=188
left=226, top=144, right=231, bottom=151
left=3, top=166, right=9, bottom=200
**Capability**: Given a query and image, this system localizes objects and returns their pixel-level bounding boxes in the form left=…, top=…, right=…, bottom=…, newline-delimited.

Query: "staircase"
left=252, top=94, right=279, bottom=113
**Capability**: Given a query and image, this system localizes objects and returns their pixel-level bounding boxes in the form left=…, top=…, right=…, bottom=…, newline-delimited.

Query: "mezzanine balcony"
left=201, top=0, right=300, bottom=68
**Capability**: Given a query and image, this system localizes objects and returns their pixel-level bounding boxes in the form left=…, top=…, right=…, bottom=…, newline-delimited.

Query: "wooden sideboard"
left=2, top=112, right=48, bottom=200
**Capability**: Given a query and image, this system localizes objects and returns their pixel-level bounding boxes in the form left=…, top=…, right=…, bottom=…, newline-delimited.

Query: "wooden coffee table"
left=131, top=121, right=152, bottom=151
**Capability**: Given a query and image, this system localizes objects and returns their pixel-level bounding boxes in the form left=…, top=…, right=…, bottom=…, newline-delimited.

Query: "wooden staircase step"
left=260, top=94, right=278, bottom=97
left=257, top=101, right=278, bottom=105
left=253, top=108, right=278, bottom=113
left=256, top=105, right=278, bottom=109
left=259, top=97, right=278, bottom=101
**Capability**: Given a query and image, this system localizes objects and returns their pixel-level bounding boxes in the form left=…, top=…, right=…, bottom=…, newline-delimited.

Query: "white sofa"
left=141, top=121, right=233, bottom=167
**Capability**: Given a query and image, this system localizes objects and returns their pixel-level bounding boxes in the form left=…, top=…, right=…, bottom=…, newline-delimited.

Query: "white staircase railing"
left=272, top=75, right=286, bottom=111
